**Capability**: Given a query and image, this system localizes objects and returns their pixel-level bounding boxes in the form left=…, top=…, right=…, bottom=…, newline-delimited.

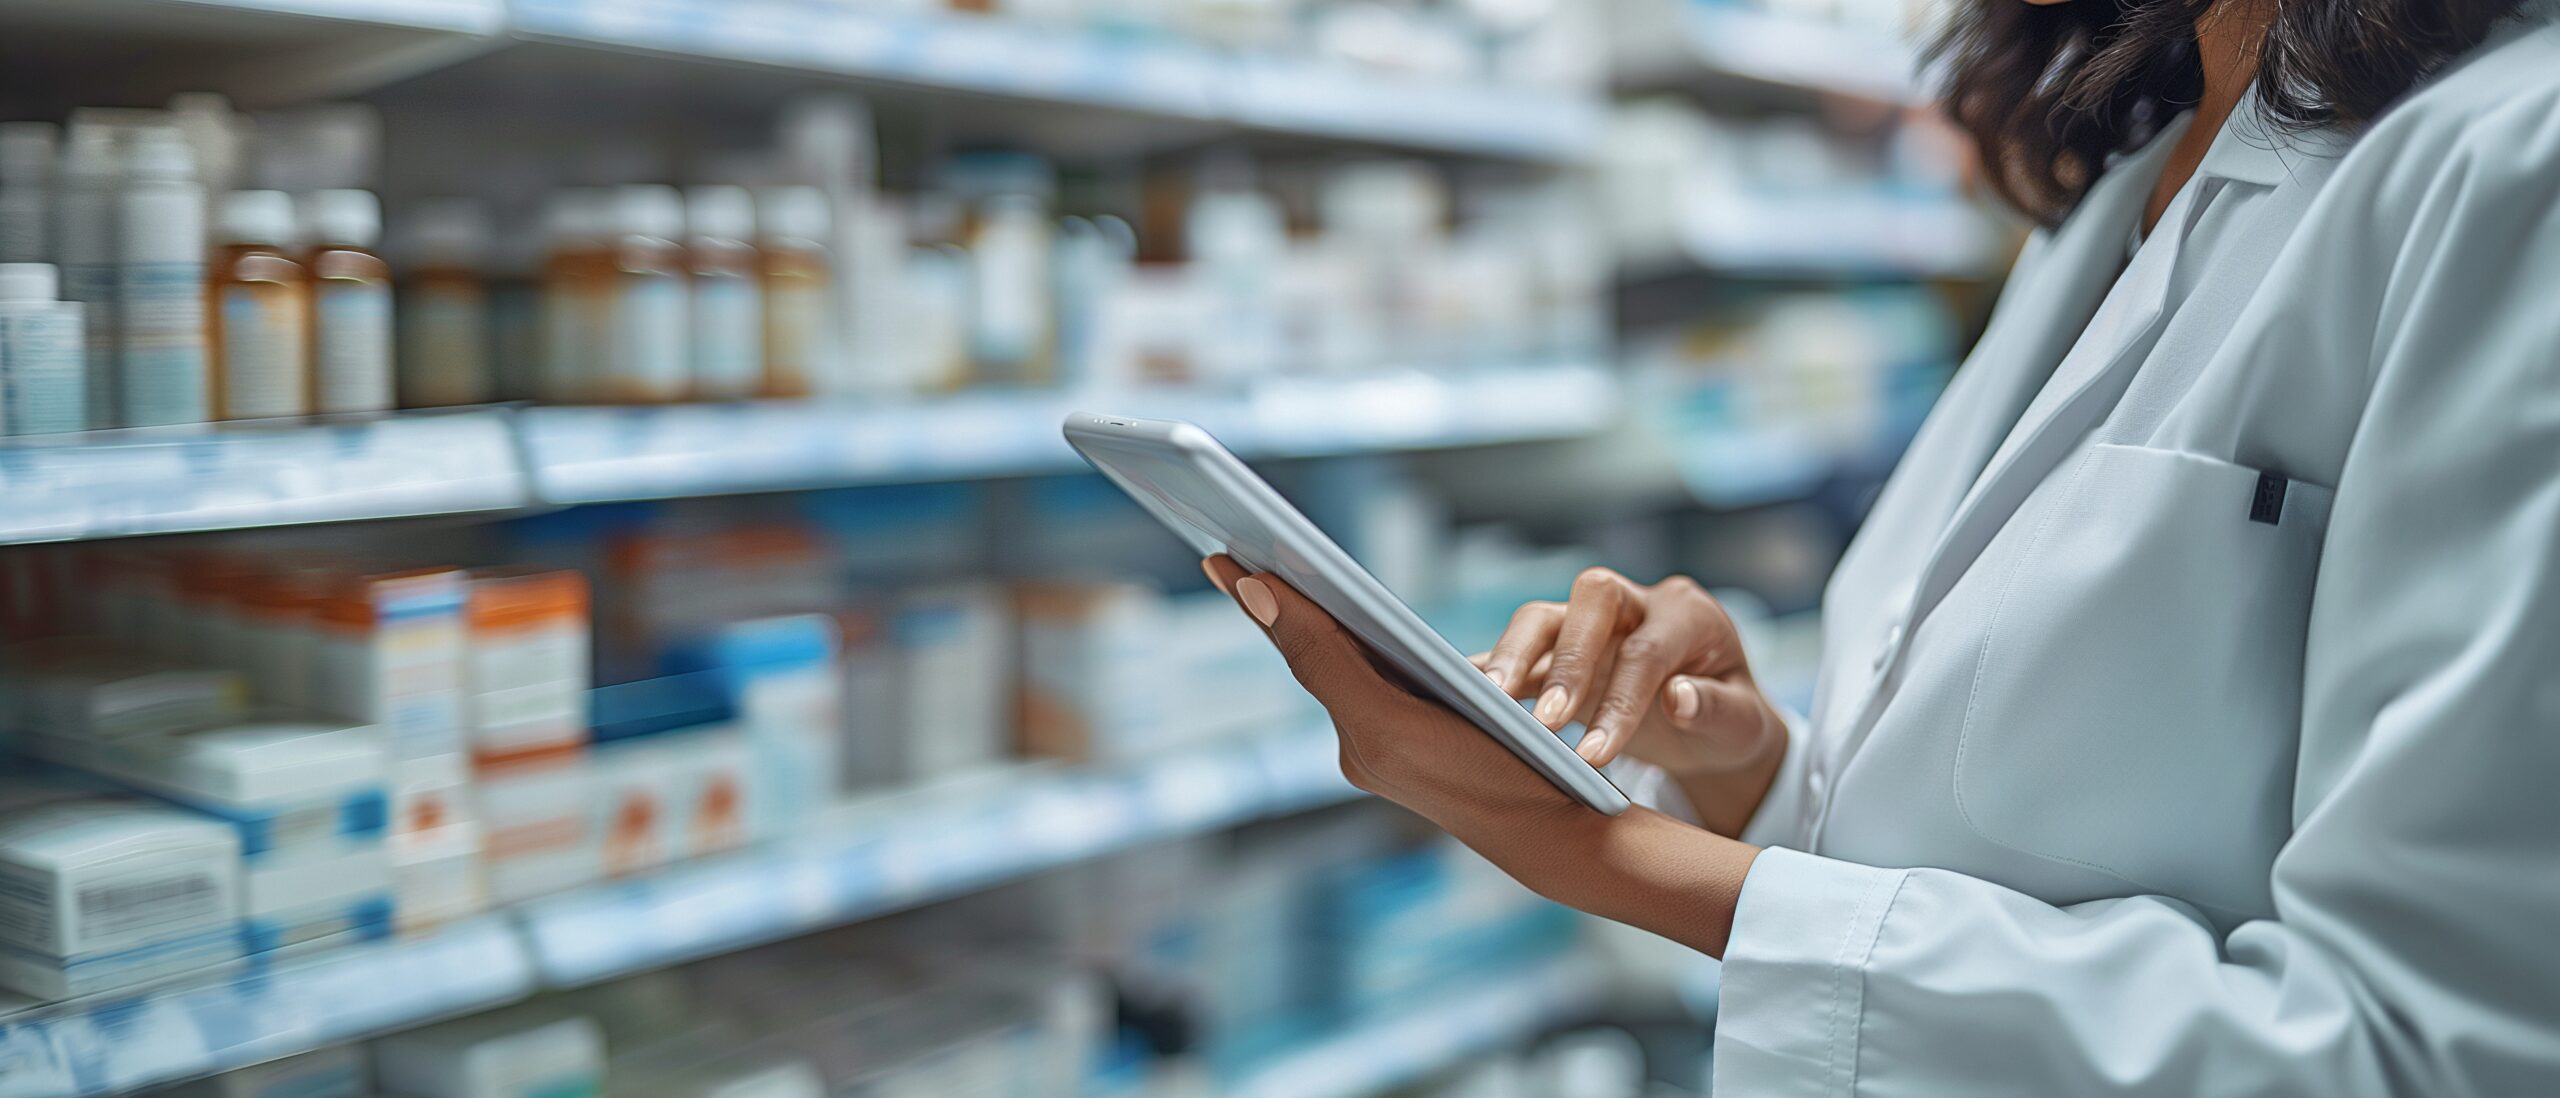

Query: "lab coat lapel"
left=1899, top=140, right=2193, bottom=635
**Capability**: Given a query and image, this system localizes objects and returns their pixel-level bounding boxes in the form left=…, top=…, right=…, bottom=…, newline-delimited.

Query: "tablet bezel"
left=1063, top=412, right=1632, bottom=815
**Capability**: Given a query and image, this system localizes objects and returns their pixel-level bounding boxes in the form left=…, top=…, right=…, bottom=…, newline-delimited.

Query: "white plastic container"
left=56, top=124, right=121, bottom=428
left=0, top=122, right=56, bottom=263
left=305, top=189, right=395, bottom=415
left=685, top=184, right=763, bottom=400
left=0, top=263, right=87, bottom=435
left=116, top=128, right=210, bottom=427
left=0, top=797, right=244, bottom=999
left=605, top=184, right=689, bottom=403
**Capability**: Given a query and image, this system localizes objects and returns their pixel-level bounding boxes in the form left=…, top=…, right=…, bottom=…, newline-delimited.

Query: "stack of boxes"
left=0, top=793, right=242, bottom=999
left=99, top=715, right=393, bottom=954
left=307, top=567, right=479, bottom=932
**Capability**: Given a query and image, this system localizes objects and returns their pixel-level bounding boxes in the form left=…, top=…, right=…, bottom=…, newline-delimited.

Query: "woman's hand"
left=1201, top=555, right=1584, bottom=846
left=1204, top=555, right=1760, bottom=956
left=1476, top=567, right=1789, bottom=837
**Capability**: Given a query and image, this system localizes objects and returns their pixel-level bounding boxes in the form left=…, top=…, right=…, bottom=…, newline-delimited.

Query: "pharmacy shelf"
left=0, top=918, right=531, bottom=1098
left=1226, top=55, right=1603, bottom=161
left=504, top=1, right=1600, bottom=161
left=0, top=727, right=1357, bottom=1098
left=0, top=370, right=1618, bottom=543
left=1625, top=191, right=2010, bottom=281
left=0, top=411, right=528, bottom=544
left=1228, top=954, right=1612, bottom=1098
left=1614, top=2, right=1926, bottom=104
left=517, top=725, right=1359, bottom=987
left=518, top=365, right=1623, bottom=504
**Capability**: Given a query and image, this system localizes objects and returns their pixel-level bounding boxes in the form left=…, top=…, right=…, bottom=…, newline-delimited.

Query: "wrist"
left=1522, top=807, right=1759, bottom=959
left=1667, top=702, right=1790, bottom=838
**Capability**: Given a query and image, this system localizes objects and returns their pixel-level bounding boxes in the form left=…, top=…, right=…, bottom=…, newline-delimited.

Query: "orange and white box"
left=462, top=569, right=590, bottom=769
left=465, top=569, right=598, bottom=903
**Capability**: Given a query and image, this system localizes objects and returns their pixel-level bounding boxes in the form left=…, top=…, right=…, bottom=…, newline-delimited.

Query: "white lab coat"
left=1663, top=6, right=2560, bottom=1094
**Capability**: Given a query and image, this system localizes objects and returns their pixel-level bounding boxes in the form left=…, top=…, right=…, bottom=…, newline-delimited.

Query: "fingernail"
left=1534, top=684, right=1570, bottom=725
left=1669, top=679, right=1700, bottom=721
left=1200, top=559, right=1230, bottom=595
left=1235, top=577, right=1278, bottom=626
left=1482, top=666, right=1507, bottom=687
left=1577, top=727, right=1607, bottom=762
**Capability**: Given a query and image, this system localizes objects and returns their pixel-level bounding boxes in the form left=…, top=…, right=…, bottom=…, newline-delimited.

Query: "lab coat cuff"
left=1714, top=846, right=1910, bottom=1098
left=1737, top=704, right=1812, bottom=849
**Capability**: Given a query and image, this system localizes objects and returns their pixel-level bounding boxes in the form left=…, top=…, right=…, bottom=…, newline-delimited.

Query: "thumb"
left=1662, top=674, right=1776, bottom=752
left=1232, top=573, right=1389, bottom=698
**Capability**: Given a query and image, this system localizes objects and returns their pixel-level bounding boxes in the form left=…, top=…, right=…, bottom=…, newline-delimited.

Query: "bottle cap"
left=303, top=188, right=381, bottom=248
left=756, top=185, right=830, bottom=243
left=59, top=125, right=120, bottom=180
left=615, top=184, right=684, bottom=241
left=683, top=184, right=755, bottom=243
left=121, top=128, right=196, bottom=182
left=0, top=262, right=58, bottom=301
left=218, top=190, right=297, bottom=246
left=0, top=122, right=57, bottom=181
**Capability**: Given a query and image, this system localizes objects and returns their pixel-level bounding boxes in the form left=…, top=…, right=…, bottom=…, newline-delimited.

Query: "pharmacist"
left=1207, top=0, right=2560, bottom=1091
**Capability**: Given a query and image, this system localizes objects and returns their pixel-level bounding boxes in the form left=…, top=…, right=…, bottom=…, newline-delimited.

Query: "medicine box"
left=71, top=716, right=398, bottom=954
left=463, top=568, right=591, bottom=768
left=309, top=567, right=470, bottom=841
left=0, top=797, right=243, bottom=999
left=659, top=614, right=840, bottom=836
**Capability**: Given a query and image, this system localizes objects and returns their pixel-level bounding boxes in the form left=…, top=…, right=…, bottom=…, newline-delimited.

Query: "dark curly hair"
left=1930, top=0, right=2529, bottom=224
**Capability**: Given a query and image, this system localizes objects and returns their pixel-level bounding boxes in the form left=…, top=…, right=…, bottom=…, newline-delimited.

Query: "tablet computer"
left=1063, top=412, right=1632, bottom=815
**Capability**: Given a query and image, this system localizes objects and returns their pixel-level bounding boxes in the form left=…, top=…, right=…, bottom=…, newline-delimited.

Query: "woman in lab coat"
left=1206, top=0, right=2560, bottom=1091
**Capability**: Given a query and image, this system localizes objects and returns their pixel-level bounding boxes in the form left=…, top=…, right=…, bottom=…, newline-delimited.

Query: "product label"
left=0, top=861, right=54, bottom=953
left=314, top=281, right=393, bottom=414
left=468, top=623, right=587, bottom=753
left=60, top=264, right=117, bottom=429
left=263, top=803, right=338, bottom=852
left=73, top=866, right=226, bottom=952
left=219, top=284, right=311, bottom=419
left=763, top=279, right=827, bottom=396
left=312, top=621, right=465, bottom=763
left=612, top=274, right=688, bottom=399
left=0, top=195, right=41, bottom=263
left=971, top=220, right=1047, bottom=377
left=539, top=281, right=609, bottom=403
left=401, top=286, right=489, bottom=406
left=0, top=307, right=87, bottom=435
left=118, top=262, right=209, bottom=427
left=690, top=273, right=761, bottom=398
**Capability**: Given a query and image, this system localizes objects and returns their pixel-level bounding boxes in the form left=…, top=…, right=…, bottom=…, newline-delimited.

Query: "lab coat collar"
left=1888, top=120, right=2196, bottom=646
left=2197, top=86, right=2352, bottom=189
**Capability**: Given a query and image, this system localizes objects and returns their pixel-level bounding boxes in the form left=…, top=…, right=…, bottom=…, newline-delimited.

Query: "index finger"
left=1535, top=568, right=1643, bottom=730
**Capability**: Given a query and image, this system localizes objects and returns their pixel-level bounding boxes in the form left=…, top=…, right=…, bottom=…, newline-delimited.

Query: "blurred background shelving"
left=0, top=0, right=2013, bottom=1094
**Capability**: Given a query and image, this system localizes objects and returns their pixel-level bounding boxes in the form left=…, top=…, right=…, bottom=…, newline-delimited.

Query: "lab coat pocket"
left=1954, top=444, right=2332, bottom=913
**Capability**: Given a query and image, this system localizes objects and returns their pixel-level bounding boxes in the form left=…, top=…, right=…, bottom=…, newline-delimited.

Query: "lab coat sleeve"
left=1713, top=94, right=2560, bottom=1097
left=1607, top=703, right=1811, bottom=847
